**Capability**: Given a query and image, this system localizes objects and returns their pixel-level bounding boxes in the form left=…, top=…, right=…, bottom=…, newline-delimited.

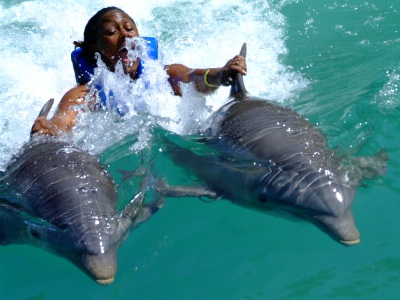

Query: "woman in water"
left=31, top=6, right=247, bottom=137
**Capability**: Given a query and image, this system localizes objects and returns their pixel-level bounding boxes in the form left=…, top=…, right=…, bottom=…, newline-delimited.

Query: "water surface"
left=0, top=0, right=399, bottom=299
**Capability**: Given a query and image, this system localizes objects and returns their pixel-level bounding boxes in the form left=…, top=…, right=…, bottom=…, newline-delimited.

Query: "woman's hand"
left=30, top=85, right=89, bottom=137
left=217, top=54, right=247, bottom=86
left=165, top=54, right=247, bottom=95
left=31, top=117, right=59, bottom=137
left=201, top=55, right=247, bottom=89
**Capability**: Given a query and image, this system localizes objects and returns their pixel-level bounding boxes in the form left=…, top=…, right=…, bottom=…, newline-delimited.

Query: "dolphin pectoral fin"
left=0, top=199, right=26, bottom=244
left=155, top=178, right=218, bottom=199
left=0, top=199, right=37, bottom=245
left=0, top=199, right=64, bottom=245
left=313, top=210, right=360, bottom=245
left=132, top=196, right=165, bottom=228
left=119, top=192, right=164, bottom=230
left=349, top=149, right=389, bottom=181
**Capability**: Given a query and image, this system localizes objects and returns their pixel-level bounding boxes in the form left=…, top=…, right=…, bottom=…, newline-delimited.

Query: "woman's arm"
left=31, top=84, right=90, bottom=137
left=165, top=54, right=247, bottom=96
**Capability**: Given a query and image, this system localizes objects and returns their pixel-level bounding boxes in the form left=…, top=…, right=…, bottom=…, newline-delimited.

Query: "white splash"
left=0, top=0, right=308, bottom=170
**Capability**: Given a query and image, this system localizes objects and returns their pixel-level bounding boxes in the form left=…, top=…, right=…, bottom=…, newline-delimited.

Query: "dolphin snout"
left=79, top=251, right=118, bottom=285
left=92, top=262, right=116, bottom=285
left=96, top=275, right=115, bottom=285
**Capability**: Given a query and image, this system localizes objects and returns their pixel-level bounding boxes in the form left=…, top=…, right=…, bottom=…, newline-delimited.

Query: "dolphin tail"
left=229, top=43, right=248, bottom=99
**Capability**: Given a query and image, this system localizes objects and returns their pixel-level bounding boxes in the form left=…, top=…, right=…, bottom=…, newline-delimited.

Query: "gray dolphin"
left=162, top=43, right=387, bottom=245
left=0, top=99, right=163, bottom=284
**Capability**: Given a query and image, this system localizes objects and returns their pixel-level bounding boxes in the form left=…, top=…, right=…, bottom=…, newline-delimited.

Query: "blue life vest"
left=71, top=37, right=158, bottom=115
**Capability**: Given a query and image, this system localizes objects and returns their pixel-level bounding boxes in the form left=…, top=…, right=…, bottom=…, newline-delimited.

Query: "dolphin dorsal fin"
left=37, top=98, right=54, bottom=118
left=229, top=43, right=248, bottom=100
left=30, top=98, right=55, bottom=138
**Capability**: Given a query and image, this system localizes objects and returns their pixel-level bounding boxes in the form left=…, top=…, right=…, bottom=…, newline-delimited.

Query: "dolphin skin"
left=163, top=44, right=387, bottom=245
left=0, top=100, right=163, bottom=284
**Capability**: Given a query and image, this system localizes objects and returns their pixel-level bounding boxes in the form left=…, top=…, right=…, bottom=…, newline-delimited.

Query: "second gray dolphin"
left=162, top=44, right=387, bottom=245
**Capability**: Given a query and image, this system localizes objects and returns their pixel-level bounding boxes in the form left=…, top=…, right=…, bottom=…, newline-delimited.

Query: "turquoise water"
left=1, top=0, right=400, bottom=299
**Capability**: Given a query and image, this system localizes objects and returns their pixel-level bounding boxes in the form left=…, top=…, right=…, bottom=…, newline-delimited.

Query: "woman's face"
left=93, top=10, right=140, bottom=76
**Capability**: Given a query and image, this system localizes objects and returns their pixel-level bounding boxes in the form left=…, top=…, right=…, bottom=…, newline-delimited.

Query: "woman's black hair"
left=74, top=6, right=136, bottom=65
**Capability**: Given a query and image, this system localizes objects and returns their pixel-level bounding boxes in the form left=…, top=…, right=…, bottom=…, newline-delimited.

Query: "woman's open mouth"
left=119, top=48, right=130, bottom=63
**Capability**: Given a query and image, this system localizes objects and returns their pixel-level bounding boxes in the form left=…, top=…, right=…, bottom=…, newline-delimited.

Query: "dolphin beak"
left=340, top=238, right=360, bottom=245
left=96, top=277, right=115, bottom=285
left=78, top=250, right=118, bottom=285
